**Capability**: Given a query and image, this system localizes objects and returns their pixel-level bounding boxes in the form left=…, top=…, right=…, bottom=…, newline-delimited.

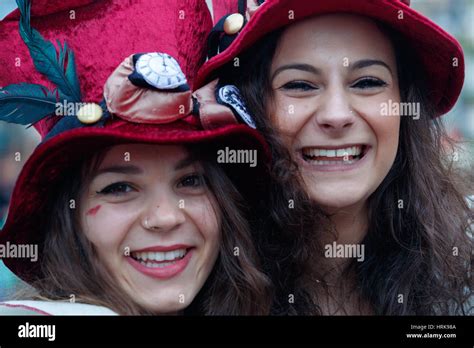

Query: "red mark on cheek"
left=86, top=205, right=101, bottom=216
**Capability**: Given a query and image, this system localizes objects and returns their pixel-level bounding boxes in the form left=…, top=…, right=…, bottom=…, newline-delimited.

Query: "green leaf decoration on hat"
left=0, top=83, right=59, bottom=127
left=0, top=0, right=83, bottom=128
left=16, top=0, right=82, bottom=102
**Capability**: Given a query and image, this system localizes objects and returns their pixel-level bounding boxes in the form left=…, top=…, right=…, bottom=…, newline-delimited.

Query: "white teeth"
left=141, top=260, right=179, bottom=268
left=132, top=248, right=187, bottom=262
left=303, top=145, right=363, bottom=158
left=307, top=159, right=356, bottom=165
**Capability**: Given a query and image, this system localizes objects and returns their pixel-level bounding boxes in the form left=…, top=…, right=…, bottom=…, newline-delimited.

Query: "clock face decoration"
left=135, top=52, right=187, bottom=89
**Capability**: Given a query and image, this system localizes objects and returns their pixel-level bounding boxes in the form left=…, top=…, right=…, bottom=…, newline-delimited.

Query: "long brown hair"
left=188, top=143, right=322, bottom=315
left=219, top=22, right=473, bottom=315
left=20, top=143, right=273, bottom=315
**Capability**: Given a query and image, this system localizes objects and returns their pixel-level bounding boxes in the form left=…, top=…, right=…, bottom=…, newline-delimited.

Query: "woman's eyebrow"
left=271, top=63, right=322, bottom=81
left=94, top=165, right=143, bottom=177
left=175, top=155, right=197, bottom=170
left=350, top=59, right=392, bottom=74
left=271, top=59, right=392, bottom=81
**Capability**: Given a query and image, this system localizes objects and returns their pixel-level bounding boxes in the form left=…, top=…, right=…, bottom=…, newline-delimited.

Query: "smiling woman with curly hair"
left=205, top=0, right=473, bottom=315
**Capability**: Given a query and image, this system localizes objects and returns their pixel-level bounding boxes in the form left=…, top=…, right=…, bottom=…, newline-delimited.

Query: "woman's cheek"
left=184, top=195, right=221, bottom=243
left=365, top=110, right=400, bottom=172
left=354, top=93, right=401, bottom=159
left=382, top=115, right=400, bottom=166
left=370, top=96, right=401, bottom=144
left=272, top=95, right=312, bottom=140
left=81, top=201, right=139, bottom=248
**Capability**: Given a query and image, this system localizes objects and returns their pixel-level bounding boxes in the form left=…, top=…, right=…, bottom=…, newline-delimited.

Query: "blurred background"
left=0, top=0, right=473, bottom=300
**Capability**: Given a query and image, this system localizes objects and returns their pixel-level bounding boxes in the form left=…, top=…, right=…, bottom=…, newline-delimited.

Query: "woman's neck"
left=323, top=200, right=369, bottom=245
left=310, top=200, right=373, bottom=315
left=314, top=200, right=369, bottom=282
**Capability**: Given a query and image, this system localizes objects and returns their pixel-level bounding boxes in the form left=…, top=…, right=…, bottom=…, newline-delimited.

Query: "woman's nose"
left=313, top=86, right=356, bottom=135
left=141, top=197, right=186, bottom=232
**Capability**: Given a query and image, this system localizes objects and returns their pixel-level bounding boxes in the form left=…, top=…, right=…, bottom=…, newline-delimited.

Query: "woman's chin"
left=132, top=296, right=187, bottom=315
left=307, top=185, right=368, bottom=213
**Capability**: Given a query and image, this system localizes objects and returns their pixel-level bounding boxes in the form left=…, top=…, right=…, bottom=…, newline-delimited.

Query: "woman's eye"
left=97, top=182, right=135, bottom=195
left=177, top=174, right=205, bottom=188
left=351, top=78, right=387, bottom=89
left=280, top=81, right=317, bottom=91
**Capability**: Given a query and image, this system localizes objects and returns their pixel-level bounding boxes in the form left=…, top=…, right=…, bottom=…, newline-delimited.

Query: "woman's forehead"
left=274, top=13, right=396, bottom=66
left=99, top=144, right=190, bottom=168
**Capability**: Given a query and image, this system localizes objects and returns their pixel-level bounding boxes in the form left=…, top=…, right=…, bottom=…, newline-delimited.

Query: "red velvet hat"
left=0, top=0, right=269, bottom=282
left=197, top=0, right=465, bottom=117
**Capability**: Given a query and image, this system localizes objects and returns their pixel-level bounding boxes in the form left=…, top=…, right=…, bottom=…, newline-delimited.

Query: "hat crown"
left=5, top=0, right=95, bottom=18
left=0, top=0, right=213, bottom=137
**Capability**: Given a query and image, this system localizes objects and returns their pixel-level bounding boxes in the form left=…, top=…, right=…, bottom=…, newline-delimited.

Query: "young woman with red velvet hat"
left=201, top=0, right=473, bottom=315
left=0, top=0, right=316, bottom=315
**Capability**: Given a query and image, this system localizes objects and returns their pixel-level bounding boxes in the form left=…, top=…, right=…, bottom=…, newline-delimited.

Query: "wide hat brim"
left=0, top=121, right=270, bottom=283
left=196, top=0, right=465, bottom=116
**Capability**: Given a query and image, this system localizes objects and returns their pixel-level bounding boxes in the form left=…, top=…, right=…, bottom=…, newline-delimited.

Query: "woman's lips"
left=127, top=247, right=194, bottom=279
left=298, top=145, right=372, bottom=172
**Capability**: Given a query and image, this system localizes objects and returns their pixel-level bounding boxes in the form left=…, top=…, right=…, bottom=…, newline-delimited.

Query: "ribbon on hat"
left=104, top=52, right=255, bottom=130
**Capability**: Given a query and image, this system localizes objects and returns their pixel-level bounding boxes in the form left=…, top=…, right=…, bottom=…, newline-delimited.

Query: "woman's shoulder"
left=0, top=300, right=118, bottom=315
